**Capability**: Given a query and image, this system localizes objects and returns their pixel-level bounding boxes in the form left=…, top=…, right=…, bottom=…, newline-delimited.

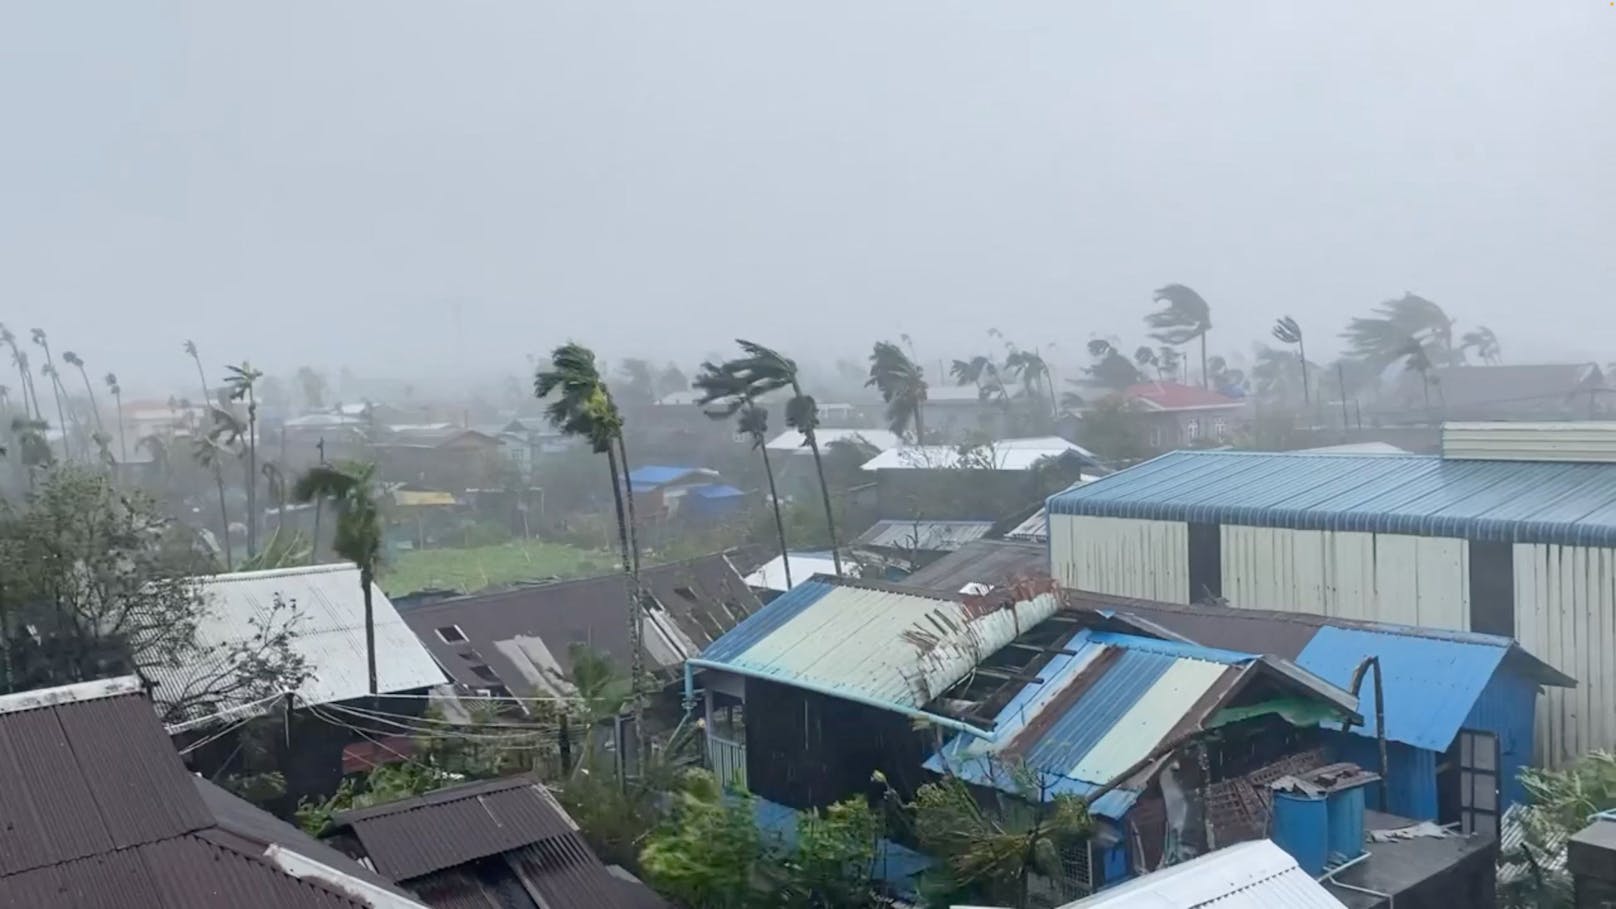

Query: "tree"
left=697, top=362, right=793, bottom=588
left=1251, top=344, right=1310, bottom=406
left=0, top=466, right=307, bottom=722
left=1460, top=326, right=1502, bottom=365
left=225, top=362, right=264, bottom=558
left=1146, top=284, right=1213, bottom=388
left=104, top=372, right=127, bottom=462
left=1205, top=356, right=1245, bottom=396
left=1271, top=316, right=1310, bottom=406
left=32, top=330, right=73, bottom=460
left=186, top=340, right=234, bottom=567
left=1400, top=337, right=1436, bottom=409
left=293, top=461, right=383, bottom=696
left=615, top=358, right=657, bottom=406
left=536, top=343, right=646, bottom=721
left=1084, top=340, right=1143, bottom=392
left=1341, top=293, right=1457, bottom=369
left=0, top=325, right=37, bottom=420
left=1004, top=347, right=1056, bottom=419
left=295, top=366, right=327, bottom=410
left=697, top=340, right=843, bottom=576
left=61, top=351, right=110, bottom=463
left=1498, top=751, right=1616, bottom=908
left=6, top=417, right=53, bottom=488
left=656, top=363, right=689, bottom=399
left=866, top=341, right=928, bottom=442
left=950, top=355, right=1010, bottom=405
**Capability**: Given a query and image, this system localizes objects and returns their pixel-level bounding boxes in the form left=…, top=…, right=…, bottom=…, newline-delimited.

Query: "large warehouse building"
left=1047, top=422, right=1616, bottom=767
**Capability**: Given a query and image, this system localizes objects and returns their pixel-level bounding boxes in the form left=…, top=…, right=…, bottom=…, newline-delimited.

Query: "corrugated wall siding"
left=1049, top=516, right=1188, bottom=602
left=1221, top=527, right=1470, bottom=631
left=1514, top=543, right=1616, bottom=767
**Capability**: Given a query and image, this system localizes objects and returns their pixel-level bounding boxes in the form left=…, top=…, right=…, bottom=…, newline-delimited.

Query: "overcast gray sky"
left=2, top=1, right=1612, bottom=394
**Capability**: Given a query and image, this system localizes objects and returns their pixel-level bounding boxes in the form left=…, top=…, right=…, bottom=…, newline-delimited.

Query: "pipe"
left=1347, top=655, right=1390, bottom=810
left=684, top=658, right=997, bottom=741
left=1317, top=852, right=1392, bottom=907
left=683, top=661, right=696, bottom=713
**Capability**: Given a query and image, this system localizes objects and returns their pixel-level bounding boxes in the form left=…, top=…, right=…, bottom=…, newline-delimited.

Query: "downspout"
left=683, top=661, right=696, bottom=714
left=1347, top=656, right=1390, bottom=810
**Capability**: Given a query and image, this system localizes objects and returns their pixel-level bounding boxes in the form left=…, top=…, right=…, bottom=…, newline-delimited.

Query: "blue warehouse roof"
left=1047, top=450, right=1616, bottom=547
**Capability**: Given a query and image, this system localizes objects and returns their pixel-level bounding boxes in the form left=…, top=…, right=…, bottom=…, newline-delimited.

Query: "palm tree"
left=1460, top=326, right=1502, bottom=365
left=698, top=339, right=843, bottom=575
left=1004, top=347, right=1056, bottom=418
left=1271, top=316, right=1310, bottom=405
left=1085, top=340, right=1143, bottom=391
left=1342, top=293, right=1457, bottom=369
left=62, top=351, right=112, bottom=464
left=866, top=341, right=928, bottom=442
left=1157, top=346, right=1184, bottom=383
left=0, top=325, right=35, bottom=420
left=193, top=431, right=237, bottom=569
left=262, top=461, right=288, bottom=529
left=294, top=462, right=383, bottom=696
left=535, top=343, right=646, bottom=719
left=104, top=373, right=127, bottom=462
left=1146, top=284, right=1213, bottom=388
left=185, top=339, right=233, bottom=567
left=1400, top=338, right=1436, bottom=408
left=7, top=416, right=53, bottom=489
left=950, top=355, right=1010, bottom=405
left=225, top=362, right=264, bottom=558
left=31, top=330, right=73, bottom=460
left=696, top=364, right=792, bottom=588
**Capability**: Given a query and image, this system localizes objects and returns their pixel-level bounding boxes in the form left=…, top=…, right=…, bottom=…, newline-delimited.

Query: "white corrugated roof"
left=743, top=552, right=844, bottom=591
left=861, top=437, right=1097, bottom=471
left=1054, top=839, right=1348, bottom=908
left=766, top=428, right=902, bottom=452
left=148, top=564, right=446, bottom=713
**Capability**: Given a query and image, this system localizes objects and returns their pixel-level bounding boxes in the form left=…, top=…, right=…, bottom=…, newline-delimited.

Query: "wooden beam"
left=969, top=666, right=1044, bottom=684
left=1004, top=642, right=1080, bottom=657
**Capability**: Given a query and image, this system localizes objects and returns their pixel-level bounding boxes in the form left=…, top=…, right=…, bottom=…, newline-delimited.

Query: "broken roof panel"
left=851, top=519, right=995, bottom=552
left=902, top=540, right=1047, bottom=594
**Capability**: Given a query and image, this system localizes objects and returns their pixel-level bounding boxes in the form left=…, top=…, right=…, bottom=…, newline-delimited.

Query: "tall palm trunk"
left=244, top=391, right=258, bottom=558
left=758, top=441, right=792, bottom=588
left=797, top=387, right=843, bottom=575
left=614, top=433, right=641, bottom=574
left=112, top=387, right=127, bottom=461
left=1199, top=334, right=1208, bottom=389
left=604, top=446, right=644, bottom=729
left=9, top=356, right=31, bottom=420
left=74, top=366, right=103, bottom=435
left=44, top=372, right=70, bottom=461
left=1298, top=339, right=1311, bottom=407
left=191, top=353, right=233, bottom=568
left=359, top=565, right=378, bottom=695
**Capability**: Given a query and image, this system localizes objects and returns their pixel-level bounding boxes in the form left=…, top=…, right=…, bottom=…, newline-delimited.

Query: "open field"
left=382, top=540, right=617, bottom=596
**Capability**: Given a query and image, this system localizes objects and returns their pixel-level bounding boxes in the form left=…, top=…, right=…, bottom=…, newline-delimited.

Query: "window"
left=1214, top=417, right=1228, bottom=439
left=1149, top=425, right=1164, bottom=449
left=435, top=625, right=467, bottom=644
left=1186, top=419, right=1201, bottom=441
left=467, top=663, right=502, bottom=685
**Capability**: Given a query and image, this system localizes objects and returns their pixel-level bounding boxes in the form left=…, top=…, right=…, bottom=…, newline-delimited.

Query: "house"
left=1052, top=839, right=1348, bottom=908
left=0, top=676, right=428, bottom=908
left=743, top=550, right=844, bottom=597
left=849, top=518, right=997, bottom=575
left=923, top=626, right=1359, bottom=893
left=373, top=427, right=507, bottom=490
left=1078, top=594, right=1573, bottom=827
left=626, top=465, right=743, bottom=522
left=1045, top=423, right=1616, bottom=767
left=403, top=554, right=761, bottom=707
left=895, top=538, right=1046, bottom=594
left=320, top=775, right=667, bottom=908
left=863, top=436, right=1102, bottom=521
left=152, top=564, right=448, bottom=799
left=1113, top=382, right=1247, bottom=451
left=1425, top=363, right=1608, bottom=422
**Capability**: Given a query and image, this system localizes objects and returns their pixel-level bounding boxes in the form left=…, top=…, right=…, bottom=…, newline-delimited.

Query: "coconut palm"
left=60, top=351, right=103, bottom=435
left=7, top=416, right=53, bottom=488
left=262, top=461, right=288, bottom=529
left=1400, top=338, right=1436, bottom=409
left=1146, top=284, right=1213, bottom=387
left=225, top=362, right=264, bottom=558
left=950, top=355, right=1009, bottom=405
left=185, top=339, right=234, bottom=568
left=1085, top=340, right=1143, bottom=391
left=294, top=461, right=383, bottom=696
left=0, top=325, right=35, bottom=420
left=31, top=330, right=73, bottom=460
left=1342, top=293, right=1456, bottom=369
left=697, top=339, right=843, bottom=575
left=192, top=431, right=237, bottom=569
left=866, top=341, right=928, bottom=442
left=696, top=363, right=792, bottom=588
left=535, top=343, right=646, bottom=718
left=104, top=372, right=127, bottom=462
left=1004, top=347, right=1056, bottom=418
left=1271, top=316, right=1310, bottom=405
left=1460, top=326, right=1502, bottom=365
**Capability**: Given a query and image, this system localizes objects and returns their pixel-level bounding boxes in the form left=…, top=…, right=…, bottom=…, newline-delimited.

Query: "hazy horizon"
left=3, top=2, right=1613, bottom=398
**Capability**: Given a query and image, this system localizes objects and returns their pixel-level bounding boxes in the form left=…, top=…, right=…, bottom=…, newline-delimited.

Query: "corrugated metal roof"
left=696, top=577, right=1063, bottom=716
left=743, top=552, right=841, bottom=592
left=627, top=465, right=717, bottom=489
left=926, top=631, right=1259, bottom=818
left=902, top=540, right=1047, bottom=594
left=147, top=564, right=447, bottom=716
left=1296, top=625, right=1506, bottom=752
left=1004, top=507, right=1049, bottom=542
left=851, top=519, right=995, bottom=552
left=1056, top=839, right=1348, bottom=908
left=1047, top=449, right=1616, bottom=547
left=331, top=776, right=574, bottom=882
left=766, top=428, right=902, bottom=452
left=861, top=437, right=1096, bottom=472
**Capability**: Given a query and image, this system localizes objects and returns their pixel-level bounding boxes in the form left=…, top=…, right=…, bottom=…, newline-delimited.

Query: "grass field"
left=382, top=540, right=617, bottom=596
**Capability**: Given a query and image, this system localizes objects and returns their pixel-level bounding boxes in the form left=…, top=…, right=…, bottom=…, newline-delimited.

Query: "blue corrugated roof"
left=1047, top=450, right=1616, bottom=546
left=628, top=464, right=709, bottom=489
left=1295, top=625, right=1508, bottom=752
left=689, top=483, right=745, bottom=498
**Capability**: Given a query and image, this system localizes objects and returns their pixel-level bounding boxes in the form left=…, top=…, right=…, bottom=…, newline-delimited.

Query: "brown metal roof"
left=1068, top=592, right=1324, bottom=660
left=402, top=553, right=761, bottom=695
left=901, top=539, right=1048, bottom=594
left=0, top=678, right=380, bottom=909
left=330, top=776, right=573, bottom=881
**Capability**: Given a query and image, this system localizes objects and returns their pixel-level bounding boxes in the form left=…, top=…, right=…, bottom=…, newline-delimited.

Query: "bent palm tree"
left=62, top=351, right=112, bottom=463
left=1460, top=326, right=1502, bottom=365
left=1271, top=316, right=1310, bottom=405
left=696, top=363, right=792, bottom=588
left=699, top=339, right=843, bottom=575
left=105, top=372, right=127, bottom=462
left=1342, top=293, right=1456, bottom=369
left=0, top=326, right=35, bottom=420
left=950, top=355, right=1009, bottom=405
left=536, top=343, right=646, bottom=721
left=1004, top=347, right=1056, bottom=418
left=32, top=330, right=72, bottom=460
left=225, top=362, right=264, bottom=558
left=866, top=341, right=928, bottom=442
left=185, top=339, right=234, bottom=568
left=1146, top=285, right=1213, bottom=388
left=294, top=462, right=383, bottom=696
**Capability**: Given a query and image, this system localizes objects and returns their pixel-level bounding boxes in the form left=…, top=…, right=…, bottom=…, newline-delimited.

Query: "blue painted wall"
left=1331, top=734, right=1439, bottom=820
left=1464, top=667, right=1539, bottom=809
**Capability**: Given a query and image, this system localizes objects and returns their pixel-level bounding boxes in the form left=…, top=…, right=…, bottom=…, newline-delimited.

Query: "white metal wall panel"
left=1050, top=516, right=1189, bottom=602
left=1443, top=421, right=1616, bottom=463
left=1515, top=542, right=1616, bottom=767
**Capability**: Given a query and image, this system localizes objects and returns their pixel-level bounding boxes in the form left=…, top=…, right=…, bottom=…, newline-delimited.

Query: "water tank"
left=1326, top=782, right=1370, bottom=864
left=1271, top=790, right=1329, bottom=876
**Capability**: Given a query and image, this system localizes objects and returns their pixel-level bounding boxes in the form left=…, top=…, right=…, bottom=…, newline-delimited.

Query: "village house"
left=1116, top=381, right=1247, bottom=452
left=861, top=435, right=1103, bottom=522
left=1045, top=422, right=1616, bottom=768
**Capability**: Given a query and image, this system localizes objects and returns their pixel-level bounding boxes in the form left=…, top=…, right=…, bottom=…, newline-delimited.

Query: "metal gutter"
left=686, top=658, right=997, bottom=741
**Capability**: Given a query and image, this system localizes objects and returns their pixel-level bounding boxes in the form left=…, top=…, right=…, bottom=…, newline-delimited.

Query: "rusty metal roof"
left=403, top=553, right=761, bottom=697
left=0, top=677, right=391, bottom=908
left=330, top=776, right=574, bottom=881
left=902, top=539, right=1048, bottom=594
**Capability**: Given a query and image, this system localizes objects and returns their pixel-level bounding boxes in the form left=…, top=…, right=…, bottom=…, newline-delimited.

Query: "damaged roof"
left=924, top=629, right=1357, bottom=819
left=902, top=539, right=1048, bottom=594
left=403, top=553, right=761, bottom=696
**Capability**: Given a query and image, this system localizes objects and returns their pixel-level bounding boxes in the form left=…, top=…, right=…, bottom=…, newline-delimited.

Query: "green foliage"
left=293, top=461, right=382, bottom=575
left=867, top=341, right=928, bottom=441
left=381, top=538, right=615, bottom=595
left=1074, top=397, right=1150, bottom=463
left=1499, top=751, right=1616, bottom=907
left=237, top=526, right=313, bottom=572
left=781, top=799, right=880, bottom=909
left=640, top=779, right=764, bottom=908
